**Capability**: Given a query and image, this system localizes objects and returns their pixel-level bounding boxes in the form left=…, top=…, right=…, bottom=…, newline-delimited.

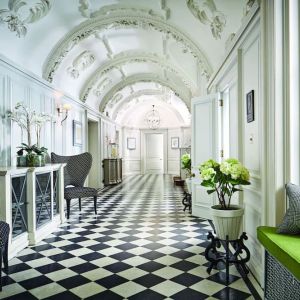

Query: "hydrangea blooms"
left=181, top=153, right=193, bottom=178
left=199, top=158, right=250, bottom=209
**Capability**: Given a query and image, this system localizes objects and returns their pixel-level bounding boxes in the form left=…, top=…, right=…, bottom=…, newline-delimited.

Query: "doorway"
left=145, top=133, right=164, bottom=174
left=87, top=118, right=100, bottom=188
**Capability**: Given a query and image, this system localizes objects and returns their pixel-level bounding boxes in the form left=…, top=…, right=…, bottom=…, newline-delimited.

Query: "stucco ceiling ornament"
left=78, top=2, right=165, bottom=20
left=93, top=77, right=112, bottom=97
left=80, top=51, right=196, bottom=102
left=107, top=93, right=123, bottom=109
left=0, top=0, right=51, bottom=37
left=99, top=73, right=191, bottom=113
left=66, top=50, right=95, bottom=79
left=43, top=10, right=212, bottom=82
left=186, top=0, right=226, bottom=40
left=108, top=89, right=165, bottom=119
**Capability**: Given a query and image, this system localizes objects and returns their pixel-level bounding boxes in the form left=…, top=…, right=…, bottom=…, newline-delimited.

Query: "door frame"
left=191, top=94, right=219, bottom=219
left=87, top=113, right=101, bottom=188
left=141, top=129, right=168, bottom=174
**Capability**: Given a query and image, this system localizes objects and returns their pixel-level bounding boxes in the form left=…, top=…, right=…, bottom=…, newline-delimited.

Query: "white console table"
left=0, top=164, right=65, bottom=259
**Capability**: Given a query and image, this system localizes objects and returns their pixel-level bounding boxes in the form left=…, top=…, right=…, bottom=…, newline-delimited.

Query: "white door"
left=145, top=133, right=164, bottom=174
left=191, top=94, right=218, bottom=219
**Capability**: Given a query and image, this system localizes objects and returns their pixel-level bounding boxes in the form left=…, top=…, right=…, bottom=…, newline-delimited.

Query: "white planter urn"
left=185, top=178, right=192, bottom=194
left=211, top=205, right=244, bottom=240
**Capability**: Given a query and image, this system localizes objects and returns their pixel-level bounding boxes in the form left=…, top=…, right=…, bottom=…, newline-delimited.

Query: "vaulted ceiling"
left=0, top=0, right=248, bottom=127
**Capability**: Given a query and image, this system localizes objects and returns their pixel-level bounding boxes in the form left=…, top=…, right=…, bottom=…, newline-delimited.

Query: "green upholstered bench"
left=257, top=226, right=300, bottom=300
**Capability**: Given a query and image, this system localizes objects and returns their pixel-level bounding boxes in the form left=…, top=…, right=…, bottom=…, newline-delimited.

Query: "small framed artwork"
left=246, top=90, right=254, bottom=123
left=171, top=137, right=179, bottom=149
left=127, top=137, right=136, bottom=150
left=73, top=120, right=82, bottom=146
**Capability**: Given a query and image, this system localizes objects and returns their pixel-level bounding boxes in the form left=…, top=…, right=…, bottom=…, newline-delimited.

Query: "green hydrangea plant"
left=199, top=158, right=250, bottom=209
left=181, top=153, right=193, bottom=178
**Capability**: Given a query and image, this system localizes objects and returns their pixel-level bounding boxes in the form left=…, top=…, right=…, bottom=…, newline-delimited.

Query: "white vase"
left=210, top=205, right=244, bottom=240
left=185, top=178, right=192, bottom=194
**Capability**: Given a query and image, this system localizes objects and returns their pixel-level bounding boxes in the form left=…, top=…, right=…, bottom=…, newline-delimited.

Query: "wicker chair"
left=51, top=152, right=98, bottom=219
left=0, top=221, right=9, bottom=291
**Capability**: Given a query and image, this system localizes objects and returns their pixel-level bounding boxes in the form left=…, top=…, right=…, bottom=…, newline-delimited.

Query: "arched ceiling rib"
left=80, top=51, right=197, bottom=102
left=110, top=89, right=164, bottom=119
left=110, top=89, right=190, bottom=127
left=42, top=9, right=213, bottom=83
left=99, top=73, right=191, bottom=112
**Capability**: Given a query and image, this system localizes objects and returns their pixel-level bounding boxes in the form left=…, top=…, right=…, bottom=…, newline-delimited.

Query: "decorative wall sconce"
left=57, top=103, right=71, bottom=125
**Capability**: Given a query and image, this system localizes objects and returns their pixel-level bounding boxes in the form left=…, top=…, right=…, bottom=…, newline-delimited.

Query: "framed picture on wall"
left=127, top=137, right=136, bottom=150
left=171, top=137, right=179, bottom=149
left=246, top=90, right=254, bottom=123
left=73, top=120, right=82, bottom=146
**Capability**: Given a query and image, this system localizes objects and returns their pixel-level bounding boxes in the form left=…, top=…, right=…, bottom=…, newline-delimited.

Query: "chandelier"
left=145, top=105, right=160, bottom=129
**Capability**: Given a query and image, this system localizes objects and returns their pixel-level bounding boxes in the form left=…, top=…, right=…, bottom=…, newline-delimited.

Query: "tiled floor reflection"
left=1, top=175, right=260, bottom=299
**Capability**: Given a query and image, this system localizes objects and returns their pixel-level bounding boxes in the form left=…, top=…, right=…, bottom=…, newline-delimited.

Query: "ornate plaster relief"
left=99, top=73, right=191, bottom=112
left=78, top=2, right=165, bottom=20
left=66, top=50, right=95, bottom=79
left=42, top=10, right=212, bottom=83
left=109, top=89, right=165, bottom=119
left=93, top=77, right=112, bottom=96
left=186, top=0, right=226, bottom=40
left=80, top=51, right=196, bottom=102
left=0, top=0, right=51, bottom=37
left=107, top=93, right=123, bottom=109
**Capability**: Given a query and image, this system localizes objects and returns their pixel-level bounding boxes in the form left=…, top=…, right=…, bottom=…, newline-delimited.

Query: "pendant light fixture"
left=145, top=104, right=160, bottom=129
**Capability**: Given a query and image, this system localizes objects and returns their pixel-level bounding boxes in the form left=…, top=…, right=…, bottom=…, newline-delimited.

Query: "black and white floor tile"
left=1, top=175, right=260, bottom=299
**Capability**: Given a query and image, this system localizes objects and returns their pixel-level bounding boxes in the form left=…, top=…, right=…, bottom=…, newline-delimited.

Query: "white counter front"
left=0, top=164, right=66, bottom=259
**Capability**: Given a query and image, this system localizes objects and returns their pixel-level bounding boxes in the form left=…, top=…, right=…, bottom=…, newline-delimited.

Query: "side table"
left=204, top=231, right=250, bottom=285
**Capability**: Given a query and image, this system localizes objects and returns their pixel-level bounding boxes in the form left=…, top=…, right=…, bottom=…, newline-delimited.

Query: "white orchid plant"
left=199, top=158, right=250, bottom=209
left=7, top=102, right=52, bottom=155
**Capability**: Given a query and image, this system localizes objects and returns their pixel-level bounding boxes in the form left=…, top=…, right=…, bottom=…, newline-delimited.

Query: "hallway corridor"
left=1, top=175, right=257, bottom=299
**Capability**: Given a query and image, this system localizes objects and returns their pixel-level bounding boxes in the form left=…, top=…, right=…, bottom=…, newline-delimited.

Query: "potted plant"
left=16, top=143, right=48, bottom=167
left=181, top=153, right=194, bottom=193
left=7, top=102, right=51, bottom=167
left=199, top=158, right=250, bottom=240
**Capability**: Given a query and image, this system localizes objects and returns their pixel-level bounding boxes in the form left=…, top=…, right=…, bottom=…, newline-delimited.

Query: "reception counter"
left=0, top=164, right=65, bottom=259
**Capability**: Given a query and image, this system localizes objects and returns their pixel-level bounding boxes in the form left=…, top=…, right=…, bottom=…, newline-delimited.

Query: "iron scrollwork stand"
left=204, top=232, right=250, bottom=285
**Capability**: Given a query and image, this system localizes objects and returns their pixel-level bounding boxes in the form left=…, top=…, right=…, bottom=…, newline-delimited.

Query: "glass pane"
left=11, top=175, right=28, bottom=238
left=53, top=171, right=59, bottom=215
left=36, top=172, right=52, bottom=228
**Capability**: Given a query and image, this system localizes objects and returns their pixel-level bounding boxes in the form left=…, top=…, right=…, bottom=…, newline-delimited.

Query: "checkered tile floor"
left=1, top=175, right=260, bottom=299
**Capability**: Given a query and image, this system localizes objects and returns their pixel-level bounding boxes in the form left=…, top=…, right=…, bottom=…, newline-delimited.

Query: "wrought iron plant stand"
left=204, top=231, right=251, bottom=285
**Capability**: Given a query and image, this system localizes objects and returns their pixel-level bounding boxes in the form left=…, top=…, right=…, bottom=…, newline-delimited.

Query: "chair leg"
left=3, top=240, right=8, bottom=274
left=79, top=198, right=81, bottom=211
left=0, top=247, right=2, bottom=291
left=94, top=196, right=97, bottom=215
left=66, top=199, right=71, bottom=219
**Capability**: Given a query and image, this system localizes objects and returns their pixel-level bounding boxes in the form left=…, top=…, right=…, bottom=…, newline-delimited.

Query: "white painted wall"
left=0, top=54, right=117, bottom=192
left=122, top=128, right=141, bottom=175
left=207, top=9, right=264, bottom=284
left=122, top=126, right=191, bottom=176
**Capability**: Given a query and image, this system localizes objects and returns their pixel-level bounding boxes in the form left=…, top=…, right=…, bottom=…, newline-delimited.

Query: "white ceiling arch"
left=80, top=50, right=197, bottom=102
left=109, top=89, right=165, bottom=120
left=99, top=73, right=191, bottom=112
left=42, top=8, right=213, bottom=83
left=110, top=89, right=190, bottom=127
left=115, top=99, right=189, bottom=129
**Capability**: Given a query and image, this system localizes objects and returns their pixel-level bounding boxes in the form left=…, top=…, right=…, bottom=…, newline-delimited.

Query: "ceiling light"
left=145, top=105, right=160, bottom=129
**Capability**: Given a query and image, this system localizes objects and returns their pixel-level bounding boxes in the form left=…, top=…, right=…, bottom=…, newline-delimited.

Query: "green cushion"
left=257, top=226, right=300, bottom=281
